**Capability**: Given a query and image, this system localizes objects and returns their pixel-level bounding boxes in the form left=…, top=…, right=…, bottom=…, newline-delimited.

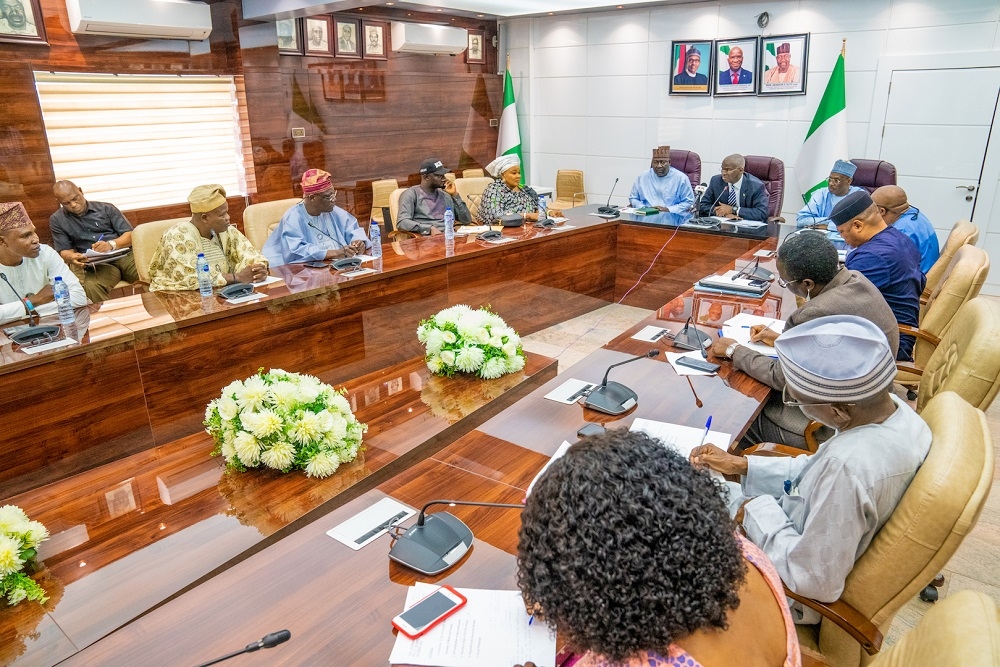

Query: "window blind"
left=34, top=72, right=250, bottom=211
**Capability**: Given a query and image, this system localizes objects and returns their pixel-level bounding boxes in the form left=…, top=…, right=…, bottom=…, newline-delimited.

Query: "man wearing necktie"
left=718, top=46, right=753, bottom=87
left=697, top=154, right=770, bottom=221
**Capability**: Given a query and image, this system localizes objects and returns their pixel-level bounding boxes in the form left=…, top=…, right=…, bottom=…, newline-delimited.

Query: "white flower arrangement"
left=417, top=305, right=526, bottom=379
left=205, top=369, right=366, bottom=479
left=0, top=505, right=49, bottom=606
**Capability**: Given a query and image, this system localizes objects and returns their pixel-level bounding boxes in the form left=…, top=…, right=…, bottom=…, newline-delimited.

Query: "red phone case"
left=391, top=585, right=468, bottom=639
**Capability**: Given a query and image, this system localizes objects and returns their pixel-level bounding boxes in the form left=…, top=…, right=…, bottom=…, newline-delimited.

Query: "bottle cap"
left=197, top=253, right=205, bottom=257
left=55, top=276, right=63, bottom=281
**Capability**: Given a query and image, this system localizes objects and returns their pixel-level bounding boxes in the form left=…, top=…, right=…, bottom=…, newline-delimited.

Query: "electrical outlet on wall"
left=291, top=127, right=305, bottom=138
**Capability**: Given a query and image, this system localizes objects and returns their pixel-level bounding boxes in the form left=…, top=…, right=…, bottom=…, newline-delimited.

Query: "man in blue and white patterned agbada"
left=263, top=168, right=370, bottom=267
left=796, top=159, right=864, bottom=230
left=627, top=145, right=695, bottom=213
left=690, top=315, right=931, bottom=624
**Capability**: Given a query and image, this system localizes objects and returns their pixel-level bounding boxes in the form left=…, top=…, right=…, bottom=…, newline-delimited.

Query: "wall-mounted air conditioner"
left=66, top=0, right=213, bottom=41
left=391, top=22, right=467, bottom=55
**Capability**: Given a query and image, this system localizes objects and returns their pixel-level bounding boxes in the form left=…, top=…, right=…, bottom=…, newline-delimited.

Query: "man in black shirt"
left=49, top=180, right=138, bottom=302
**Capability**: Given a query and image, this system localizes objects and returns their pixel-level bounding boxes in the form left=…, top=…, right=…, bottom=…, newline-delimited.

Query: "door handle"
left=955, top=185, right=976, bottom=191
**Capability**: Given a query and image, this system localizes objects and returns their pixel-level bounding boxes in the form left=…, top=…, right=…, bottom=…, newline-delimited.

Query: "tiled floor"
left=520, top=298, right=1000, bottom=647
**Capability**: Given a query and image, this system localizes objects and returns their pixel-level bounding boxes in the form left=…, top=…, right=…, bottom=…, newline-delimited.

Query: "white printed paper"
left=543, top=378, right=595, bottom=404
left=630, top=418, right=731, bottom=478
left=720, top=313, right=785, bottom=357
left=388, top=584, right=556, bottom=667
left=253, top=274, right=284, bottom=286
left=524, top=441, right=572, bottom=499
left=20, top=338, right=77, bottom=354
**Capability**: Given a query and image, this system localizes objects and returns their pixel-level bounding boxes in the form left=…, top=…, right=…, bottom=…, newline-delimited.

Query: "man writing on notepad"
left=711, top=231, right=898, bottom=449
left=697, top=154, right=769, bottom=221
left=49, top=180, right=139, bottom=303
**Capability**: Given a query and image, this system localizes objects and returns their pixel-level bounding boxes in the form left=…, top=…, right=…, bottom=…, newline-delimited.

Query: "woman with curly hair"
left=516, top=429, right=800, bottom=667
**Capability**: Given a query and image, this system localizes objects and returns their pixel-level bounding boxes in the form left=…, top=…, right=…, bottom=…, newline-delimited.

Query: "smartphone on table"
left=391, top=585, right=468, bottom=639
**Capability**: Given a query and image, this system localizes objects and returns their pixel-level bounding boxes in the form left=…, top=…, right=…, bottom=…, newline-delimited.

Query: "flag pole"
left=841, top=37, right=846, bottom=57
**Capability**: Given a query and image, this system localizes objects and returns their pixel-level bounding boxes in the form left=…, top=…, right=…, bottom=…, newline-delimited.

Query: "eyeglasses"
left=782, top=385, right=855, bottom=408
left=312, top=189, right=338, bottom=202
left=776, top=277, right=801, bottom=289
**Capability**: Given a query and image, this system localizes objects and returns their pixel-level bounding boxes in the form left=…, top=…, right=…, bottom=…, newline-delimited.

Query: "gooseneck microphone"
left=388, top=500, right=524, bottom=575
left=673, top=317, right=713, bottom=354
left=192, top=629, right=291, bottom=667
left=597, top=178, right=620, bottom=216
left=699, top=183, right=729, bottom=219
left=584, top=349, right=659, bottom=416
left=733, top=256, right=774, bottom=281
left=0, top=272, right=38, bottom=323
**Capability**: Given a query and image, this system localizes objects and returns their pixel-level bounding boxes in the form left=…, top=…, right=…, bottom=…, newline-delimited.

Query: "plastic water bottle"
left=196, top=253, right=213, bottom=297
left=53, top=276, right=74, bottom=325
left=443, top=207, right=455, bottom=241
left=538, top=195, right=547, bottom=221
left=369, top=219, right=382, bottom=258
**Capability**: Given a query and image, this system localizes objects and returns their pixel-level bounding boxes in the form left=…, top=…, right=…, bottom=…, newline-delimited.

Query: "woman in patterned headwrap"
left=476, top=155, right=562, bottom=225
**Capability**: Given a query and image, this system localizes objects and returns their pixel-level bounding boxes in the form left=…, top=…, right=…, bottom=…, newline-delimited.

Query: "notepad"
left=630, top=418, right=730, bottom=478
left=720, top=313, right=785, bottom=357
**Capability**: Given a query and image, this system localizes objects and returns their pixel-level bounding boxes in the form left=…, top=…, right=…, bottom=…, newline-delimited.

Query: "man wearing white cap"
left=690, top=315, right=931, bottom=623
left=796, top=159, right=864, bottom=230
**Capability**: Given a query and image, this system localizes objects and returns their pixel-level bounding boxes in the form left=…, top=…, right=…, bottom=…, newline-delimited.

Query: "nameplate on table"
left=543, top=378, right=595, bottom=404
left=224, top=292, right=265, bottom=305
left=21, top=337, right=78, bottom=354
left=631, top=324, right=674, bottom=343
left=338, top=267, right=379, bottom=279
left=326, top=497, right=415, bottom=551
left=253, top=274, right=284, bottom=287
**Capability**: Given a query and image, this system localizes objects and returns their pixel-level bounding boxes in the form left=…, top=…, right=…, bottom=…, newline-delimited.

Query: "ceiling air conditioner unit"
left=66, top=0, right=213, bottom=40
left=391, top=22, right=467, bottom=55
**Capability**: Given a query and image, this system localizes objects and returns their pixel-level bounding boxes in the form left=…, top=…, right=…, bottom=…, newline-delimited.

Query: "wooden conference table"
left=0, top=206, right=785, bottom=665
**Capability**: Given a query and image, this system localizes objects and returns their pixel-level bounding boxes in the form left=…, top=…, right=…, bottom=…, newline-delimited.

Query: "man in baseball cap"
left=690, top=315, right=931, bottom=622
left=396, top=158, right=471, bottom=235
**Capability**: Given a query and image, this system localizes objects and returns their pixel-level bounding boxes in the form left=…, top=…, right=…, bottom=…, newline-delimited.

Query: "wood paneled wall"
left=0, top=1, right=500, bottom=241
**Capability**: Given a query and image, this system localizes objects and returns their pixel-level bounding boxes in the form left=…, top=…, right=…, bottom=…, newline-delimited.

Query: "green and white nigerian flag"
left=497, top=59, right=524, bottom=185
left=794, top=46, right=848, bottom=203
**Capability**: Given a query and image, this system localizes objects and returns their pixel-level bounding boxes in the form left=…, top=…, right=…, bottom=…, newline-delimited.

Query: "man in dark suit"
left=673, top=46, right=708, bottom=86
left=697, top=154, right=770, bottom=221
left=718, top=46, right=753, bottom=86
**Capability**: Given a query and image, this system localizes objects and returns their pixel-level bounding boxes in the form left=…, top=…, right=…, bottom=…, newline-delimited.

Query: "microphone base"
left=744, top=266, right=774, bottom=281
left=596, top=206, right=619, bottom=215
left=388, top=512, right=473, bottom=575
left=10, top=324, right=61, bottom=346
left=584, top=381, right=638, bottom=415
left=673, top=327, right=712, bottom=352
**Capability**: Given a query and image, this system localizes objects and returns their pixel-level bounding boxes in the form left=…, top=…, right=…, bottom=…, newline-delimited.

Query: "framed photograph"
left=696, top=299, right=738, bottom=327
left=758, top=33, right=809, bottom=96
left=0, top=0, right=47, bottom=45
left=322, top=71, right=344, bottom=100
left=304, top=16, right=332, bottom=56
left=276, top=18, right=302, bottom=55
left=466, top=29, right=485, bottom=64
left=669, top=40, right=713, bottom=95
left=714, top=37, right=758, bottom=96
left=333, top=17, right=361, bottom=59
left=659, top=295, right=693, bottom=322
left=362, top=20, right=387, bottom=60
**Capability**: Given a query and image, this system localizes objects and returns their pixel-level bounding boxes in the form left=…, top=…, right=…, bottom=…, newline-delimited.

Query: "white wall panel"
left=645, top=117, right=715, bottom=160
left=889, top=0, right=1000, bottom=29
left=647, top=4, right=719, bottom=43
left=587, top=42, right=648, bottom=77
left=534, top=45, right=587, bottom=78
left=533, top=77, right=588, bottom=115
left=534, top=116, right=587, bottom=155
left=587, top=116, right=647, bottom=158
left=885, top=23, right=996, bottom=54
left=882, top=125, right=992, bottom=180
left=585, top=155, right=649, bottom=204
left=532, top=16, right=587, bottom=48
left=587, top=11, right=649, bottom=45
left=884, top=68, right=1000, bottom=125
left=587, top=76, right=647, bottom=117
left=531, top=152, right=587, bottom=189
left=799, top=0, right=892, bottom=32
left=808, top=30, right=888, bottom=73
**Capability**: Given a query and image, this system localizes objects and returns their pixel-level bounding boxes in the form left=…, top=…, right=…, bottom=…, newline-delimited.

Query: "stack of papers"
left=696, top=270, right=770, bottom=296
left=388, top=584, right=556, bottom=667
left=720, top=312, right=785, bottom=357
left=84, top=247, right=130, bottom=265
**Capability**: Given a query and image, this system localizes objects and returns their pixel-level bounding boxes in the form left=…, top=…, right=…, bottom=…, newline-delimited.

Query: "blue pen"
left=783, top=480, right=792, bottom=494
left=96, top=234, right=104, bottom=243
left=528, top=614, right=534, bottom=626
left=699, top=415, right=712, bottom=447
left=717, top=330, right=723, bottom=338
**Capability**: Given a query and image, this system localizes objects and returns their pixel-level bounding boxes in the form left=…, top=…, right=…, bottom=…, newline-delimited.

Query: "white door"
left=878, top=66, right=1000, bottom=238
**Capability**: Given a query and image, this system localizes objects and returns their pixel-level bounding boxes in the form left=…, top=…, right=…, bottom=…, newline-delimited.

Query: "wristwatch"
left=725, top=342, right=739, bottom=358
left=109, top=239, right=117, bottom=250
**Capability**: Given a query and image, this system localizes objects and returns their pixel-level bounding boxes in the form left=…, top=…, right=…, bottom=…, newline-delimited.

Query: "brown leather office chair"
left=923, top=220, right=979, bottom=302
left=898, top=298, right=1000, bottom=414
left=896, top=244, right=989, bottom=386
left=788, top=391, right=993, bottom=667
left=744, top=154, right=786, bottom=222
left=849, top=159, right=897, bottom=194
left=867, top=590, right=1000, bottom=667
left=669, top=149, right=701, bottom=190
left=550, top=169, right=586, bottom=209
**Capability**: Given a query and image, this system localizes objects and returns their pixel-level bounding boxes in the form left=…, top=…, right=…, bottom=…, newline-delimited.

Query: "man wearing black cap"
left=396, top=158, right=472, bottom=235
left=830, top=190, right=924, bottom=360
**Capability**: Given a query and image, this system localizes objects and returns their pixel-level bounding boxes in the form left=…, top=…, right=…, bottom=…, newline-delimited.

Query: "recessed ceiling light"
left=477, top=14, right=484, bottom=17
left=436, top=7, right=442, bottom=10
left=386, top=1, right=394, bottom=4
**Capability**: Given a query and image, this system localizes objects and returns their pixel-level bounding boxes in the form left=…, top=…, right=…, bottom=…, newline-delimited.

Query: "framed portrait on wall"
left=333, top=17, right=361, bottom=59
left=714, top=37, right=758, bottom=96
left=276, top=18, right=302, bottom=55
left=466, top=29, right=486, bottom=64
left=669, top=40, right=713, bottom=95
left=362, top=20, right=387, bottom=60
left=304, top=16, right=332, bottom=56
left=758, top=33, right=809, bottom=95
left=0, top=0, right=47, bottom=45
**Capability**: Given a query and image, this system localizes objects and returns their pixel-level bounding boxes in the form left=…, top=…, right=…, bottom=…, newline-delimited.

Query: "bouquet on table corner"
left=417, top=305, right=526, bottom=379
left=0, top=505, right=49, bottom=606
